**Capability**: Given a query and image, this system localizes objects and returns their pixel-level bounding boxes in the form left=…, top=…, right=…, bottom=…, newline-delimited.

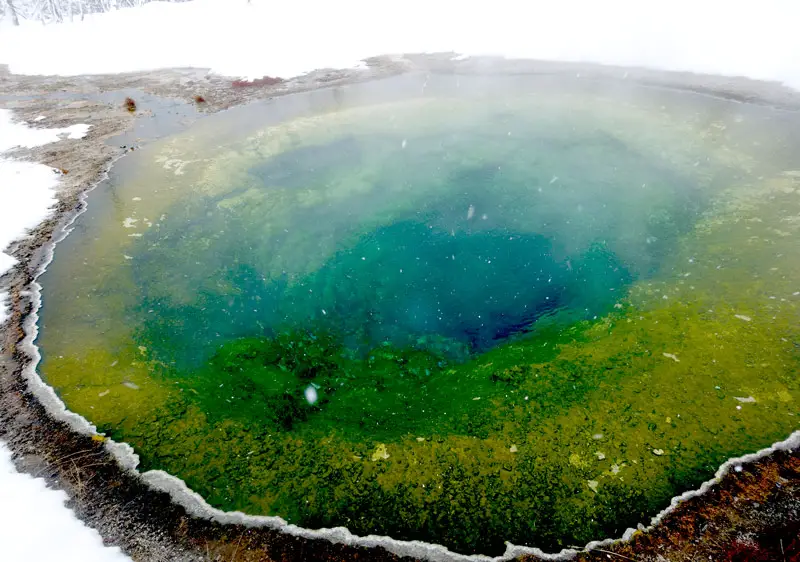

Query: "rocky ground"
left=1, top=56, right=799, bottom=561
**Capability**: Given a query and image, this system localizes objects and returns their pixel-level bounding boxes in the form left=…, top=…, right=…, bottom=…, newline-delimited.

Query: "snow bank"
left=0, top=442, right=131, bottom=562
left=0, top=109, right=90, bottom=324
left=0, top=0, right=799, bottom=90
left=0, top=116, right=90, bottom=152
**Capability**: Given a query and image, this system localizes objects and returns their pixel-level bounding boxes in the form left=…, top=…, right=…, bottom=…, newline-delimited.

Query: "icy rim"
left=2, top=61, right=800, bottom=561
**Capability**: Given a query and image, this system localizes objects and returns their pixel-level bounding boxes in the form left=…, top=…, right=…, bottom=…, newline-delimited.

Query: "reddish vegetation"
left=123, top=97, right=137, bottom=112
left=231, top=76, right=284, bottom=88
left=517, top=450, right=800, bottom=562
left=193, top=95, right=206, bottom=104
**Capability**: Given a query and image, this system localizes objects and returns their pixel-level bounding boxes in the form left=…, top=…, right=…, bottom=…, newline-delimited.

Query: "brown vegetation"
left=231, top=76, right=284, bottom=88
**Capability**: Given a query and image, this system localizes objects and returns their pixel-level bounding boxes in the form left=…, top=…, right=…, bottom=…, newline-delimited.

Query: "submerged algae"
left=35, top=76, right=800, bottom=554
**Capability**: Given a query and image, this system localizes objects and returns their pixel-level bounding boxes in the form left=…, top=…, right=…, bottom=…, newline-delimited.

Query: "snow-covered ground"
left=0, top=0, right=799, bottom=90
left=0, top=113, right=119, bottom=562
left=0, top=442, right=131, bottom=561
left=0, top=109, right=90, bottom=325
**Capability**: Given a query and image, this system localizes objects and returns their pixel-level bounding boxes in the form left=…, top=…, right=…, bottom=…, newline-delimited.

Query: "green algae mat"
left=36, top=75, right=800, bottom=555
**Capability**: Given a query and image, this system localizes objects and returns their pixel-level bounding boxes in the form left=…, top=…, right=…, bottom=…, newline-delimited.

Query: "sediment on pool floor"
left=28, top=73, right=800, bottom=555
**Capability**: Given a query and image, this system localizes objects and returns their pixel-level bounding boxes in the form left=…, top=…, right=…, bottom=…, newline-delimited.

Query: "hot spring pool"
left=36, top=74, right=800, bottom=554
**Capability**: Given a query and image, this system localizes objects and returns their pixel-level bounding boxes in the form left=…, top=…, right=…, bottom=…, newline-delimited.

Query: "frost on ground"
left=0, top=442, right=131, bottom=562
left=0, top=109, right=90, bottom=324
left=0, top=0, right=799, bottom=90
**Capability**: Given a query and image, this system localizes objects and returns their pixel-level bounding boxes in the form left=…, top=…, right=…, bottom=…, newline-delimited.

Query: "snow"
left=0, top=0, right=799, bottom=90
left=0, top=293, right=8, bottom=324
left=0, top=112, right=124, bottom=562
left=0, top=115, right=90, bottom=151
left=0, top=442, right=131, bottom=562
left=0, top=109, right=90, bottom=324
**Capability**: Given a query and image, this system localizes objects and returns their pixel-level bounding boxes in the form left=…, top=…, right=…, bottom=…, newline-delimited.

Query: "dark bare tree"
left=1, top=0, right=191, bottom=25
left=4, top=0, right=21, bottom=25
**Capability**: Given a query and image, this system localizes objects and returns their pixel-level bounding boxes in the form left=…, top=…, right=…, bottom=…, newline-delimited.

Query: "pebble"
left=371, top=444, right=390, bottom=461
left=304, top=385, right=318, bottom=405
left=652, top=449, right=665, bottom=456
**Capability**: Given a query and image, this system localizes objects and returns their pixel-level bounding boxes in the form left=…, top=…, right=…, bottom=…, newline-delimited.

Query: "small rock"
left=304, top=385, right=318, bottom=405
left=734, top=314, right=752, bottom=322
left=662, top=352, right=680, bottom=362
left=652, top=449, right=665, bottom=456
left=587, top=480, right=599, bottom=493
left=371, top=443, right=390, bottom=461
left=734, top=396, right=756, bottom=403
left=509, top=444, right=518, bottom=453
left=122, top=381, right=139, bottom=390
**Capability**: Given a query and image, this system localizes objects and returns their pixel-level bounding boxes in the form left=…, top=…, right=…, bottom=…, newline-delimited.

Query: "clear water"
left=37, top=75, right=800, bottom=554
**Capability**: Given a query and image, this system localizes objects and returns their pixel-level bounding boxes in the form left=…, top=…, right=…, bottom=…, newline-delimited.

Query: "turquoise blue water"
left=131, top=125, right=697, bottom=370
